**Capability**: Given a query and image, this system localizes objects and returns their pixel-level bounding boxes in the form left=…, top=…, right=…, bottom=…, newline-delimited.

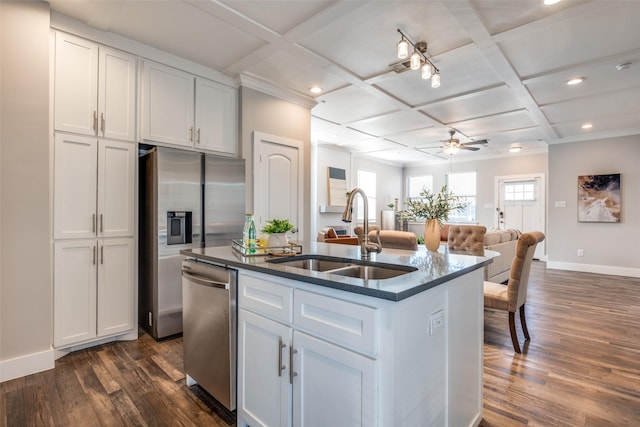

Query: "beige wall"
left=548, top=136, right=640, bottom=272
left=0, top=1, right=52, bottom=369
left=239, top=87, right=312, bottom=241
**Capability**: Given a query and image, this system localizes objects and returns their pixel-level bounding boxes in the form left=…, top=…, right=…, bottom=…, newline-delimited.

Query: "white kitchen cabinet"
left=195, top=77, right=238, bottom=155
left=54, top=134, right=135, bottom=240
left=54, top=32, right=136, bottom=141
left=237, top=273, right=377, bottom=427
left=140, top=61, right=194, bottom=147
left=54, top=238, right=135, bottom=348
left=97, top=238, right=135, bottom=337
left=141, top=60, right=238, bottom=155
left=54, top=239, right=98, bottom=347
left=238, top=309, right=292, bottom=427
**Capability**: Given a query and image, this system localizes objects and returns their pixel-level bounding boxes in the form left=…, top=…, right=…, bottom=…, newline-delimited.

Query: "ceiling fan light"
left=444, top=145, right=460, bottom=155
left=397, top=38, right=410, bottom=59
left=410, top=51, right=421, bottom=70
left=431, top=72, right=441, bottom=88
left=421, top=63, right=432, bottom=80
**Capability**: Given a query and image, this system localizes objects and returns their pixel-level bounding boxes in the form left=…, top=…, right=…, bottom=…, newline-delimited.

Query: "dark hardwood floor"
left=2, top=261, right=640, bottom=426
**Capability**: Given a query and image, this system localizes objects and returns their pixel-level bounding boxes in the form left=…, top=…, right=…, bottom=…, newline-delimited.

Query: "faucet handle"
left=365, top=228, right=382, bottom=254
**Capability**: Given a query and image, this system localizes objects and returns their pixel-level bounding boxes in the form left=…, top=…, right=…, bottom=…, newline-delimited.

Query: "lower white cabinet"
left=54, top=238, right=135, bottom=348
left=238, top=309, right=375, bottom=427
left=238, top=272, right=377, bottom=427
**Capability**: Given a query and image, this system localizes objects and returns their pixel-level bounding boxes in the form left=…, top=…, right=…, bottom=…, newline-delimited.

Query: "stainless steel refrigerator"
left=138, top=146, right=245, bottom=340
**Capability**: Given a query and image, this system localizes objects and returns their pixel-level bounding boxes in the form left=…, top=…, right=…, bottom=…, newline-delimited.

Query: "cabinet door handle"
left=197, top=128, right=201, bottom=144
left=92, top=245, right=96, bottom=265
left=289, top=346, right=298, bottom=384
left=278, top=338, right=286, bottom=377
left=93, top=110, right=98, bottom=132
left=92, top=213, right=96, bottom=233
left=189, top=126, right=193, bottom=142
left=100, top=112, right=105, bottom=134
left=100, top=214, right=103, bottom=233
left=100, top=245, right=104, bottom=265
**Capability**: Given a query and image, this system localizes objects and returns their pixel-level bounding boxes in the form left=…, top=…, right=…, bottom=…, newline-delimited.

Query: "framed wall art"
left=327, top=167, right=347, bottom=206
left=577, top=173, right=621, bottom=223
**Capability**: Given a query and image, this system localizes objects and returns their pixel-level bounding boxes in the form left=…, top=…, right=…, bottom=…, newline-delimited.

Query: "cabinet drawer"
left=294, top=289, right=377, bottom=356
left=238, top=273, right=292, bottom=323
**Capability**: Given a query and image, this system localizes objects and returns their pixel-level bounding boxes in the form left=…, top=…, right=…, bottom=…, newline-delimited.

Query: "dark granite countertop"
left=181, top=241, right=494, bottom=301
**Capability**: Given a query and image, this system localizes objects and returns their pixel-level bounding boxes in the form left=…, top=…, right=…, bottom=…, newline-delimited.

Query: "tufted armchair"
left=447, top=225, right=487, bottom=253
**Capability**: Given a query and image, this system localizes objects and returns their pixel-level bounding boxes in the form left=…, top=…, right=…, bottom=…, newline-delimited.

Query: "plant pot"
left=267, top=233, right=288, bottom=248
left=424, top=219, right=441, bottom=251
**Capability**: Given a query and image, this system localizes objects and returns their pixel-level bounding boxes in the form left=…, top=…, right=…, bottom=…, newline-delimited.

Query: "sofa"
left=440, top=224, right=520, bottom=283
left=482, top=228, right=521, bottom=283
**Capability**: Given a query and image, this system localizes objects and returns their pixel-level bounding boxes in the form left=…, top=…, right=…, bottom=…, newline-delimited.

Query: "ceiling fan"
left=436, top=129, right=488, bottom=155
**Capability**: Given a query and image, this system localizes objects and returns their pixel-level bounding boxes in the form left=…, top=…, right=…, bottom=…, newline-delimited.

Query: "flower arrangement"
left=400, top=185, right=467, bottom=224
left=261, top=218, right=295, bottom=234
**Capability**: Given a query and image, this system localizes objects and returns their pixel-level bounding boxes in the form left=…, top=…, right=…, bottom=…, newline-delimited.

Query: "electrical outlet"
left=429, top=310, right=444, bottom=335
left=577, top=249, right=584, bottom=257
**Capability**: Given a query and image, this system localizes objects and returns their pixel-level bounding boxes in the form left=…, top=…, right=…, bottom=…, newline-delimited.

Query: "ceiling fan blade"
left=461, top=146, right=480, bottom=151
left=463, top=139, right=488, bottom=145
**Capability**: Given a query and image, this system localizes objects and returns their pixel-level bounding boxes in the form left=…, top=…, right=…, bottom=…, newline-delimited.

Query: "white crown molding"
left=238, top=73, right=317, bottom=110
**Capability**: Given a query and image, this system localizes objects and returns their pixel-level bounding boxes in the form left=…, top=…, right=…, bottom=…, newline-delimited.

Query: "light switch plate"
left=429, top=309, right=444, bottom=335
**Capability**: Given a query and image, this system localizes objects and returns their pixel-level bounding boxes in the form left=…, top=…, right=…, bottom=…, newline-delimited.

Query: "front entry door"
left=253, top=132, right=302, bottom=239
left=496, top=174, right=545, bottom=259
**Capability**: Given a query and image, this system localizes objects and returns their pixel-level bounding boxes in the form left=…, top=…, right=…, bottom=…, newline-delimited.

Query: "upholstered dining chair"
left=447, top=225, right=487, bottom=252
left=483, top=231, right=545, bottom=353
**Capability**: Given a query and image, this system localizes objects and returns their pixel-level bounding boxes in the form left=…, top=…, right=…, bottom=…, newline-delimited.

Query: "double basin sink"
left=267, top=254, right=417, bottom=280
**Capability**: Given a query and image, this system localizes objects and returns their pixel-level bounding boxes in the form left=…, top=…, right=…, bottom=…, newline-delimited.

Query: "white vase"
left=267, top=233, right=288, bottom=248
left=424, top=219, right=441, bottom=251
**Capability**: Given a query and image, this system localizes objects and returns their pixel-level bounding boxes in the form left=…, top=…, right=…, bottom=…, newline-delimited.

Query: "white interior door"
left=496, top=174, right=546, bottom=259
left=254, top=132, right=302, bottom=239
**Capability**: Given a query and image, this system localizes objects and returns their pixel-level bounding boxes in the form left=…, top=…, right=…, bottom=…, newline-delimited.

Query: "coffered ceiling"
left=47, top=0, right=640, bottom=166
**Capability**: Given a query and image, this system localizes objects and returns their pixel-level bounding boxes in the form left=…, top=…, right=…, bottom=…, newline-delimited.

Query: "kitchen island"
left=182, top=242, right=493, bottom=427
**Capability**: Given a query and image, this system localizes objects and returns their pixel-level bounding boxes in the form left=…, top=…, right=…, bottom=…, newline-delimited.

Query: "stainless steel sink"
left=267, top=254, right=416, bottom=280
left=267, top=257, right=351, bottom=272
left=326, top=265, right=411, bottom=280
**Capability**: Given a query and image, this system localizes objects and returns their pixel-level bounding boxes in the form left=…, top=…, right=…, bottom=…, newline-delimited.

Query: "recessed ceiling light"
left=508, top=145, right=522, bottom=153
left=310, top=86, right=322, bottom=94
left=544, top=0, right=562, bottom=5
left=566, top=77, right=584, bottom=85
left=616, top=62, right=632, bottom=72
left=582, top=123, right=593, bottom=129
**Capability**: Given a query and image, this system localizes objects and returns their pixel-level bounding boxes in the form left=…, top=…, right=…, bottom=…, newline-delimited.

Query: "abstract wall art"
left=578, top=173, right=621, bottom=223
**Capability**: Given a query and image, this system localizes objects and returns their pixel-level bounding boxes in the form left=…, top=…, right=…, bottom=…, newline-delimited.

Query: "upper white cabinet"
left=141, top=60, right=238, bottom=156
left=54, top=134, right=135, bottom=240
left=54, top=32, right=137, bottom=141
left=195, top=77, right=238, bottom=155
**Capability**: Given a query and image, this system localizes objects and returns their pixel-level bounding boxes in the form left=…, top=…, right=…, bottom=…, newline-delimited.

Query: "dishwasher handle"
left=181, top=270, right=229, bottom=289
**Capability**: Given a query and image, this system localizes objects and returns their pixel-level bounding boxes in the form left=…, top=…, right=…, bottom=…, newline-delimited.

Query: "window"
left=407, top=175, right=433, bottom=200
left=446, top=171, right=476, bottom=223
left=504, top=181, right=536, bottom=201
left=357, top=169, right=376, bottom=221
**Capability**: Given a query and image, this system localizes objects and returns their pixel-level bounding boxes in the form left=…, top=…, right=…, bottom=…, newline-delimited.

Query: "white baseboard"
left=0, top=347, right=55, bottom=383
left=547, top=261, right=640, bottom=278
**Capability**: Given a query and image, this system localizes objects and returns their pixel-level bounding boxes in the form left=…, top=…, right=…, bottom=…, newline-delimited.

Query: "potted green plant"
left=261, top=218, right=296, bottom=248
left=399, top=185, right=467, bottom=251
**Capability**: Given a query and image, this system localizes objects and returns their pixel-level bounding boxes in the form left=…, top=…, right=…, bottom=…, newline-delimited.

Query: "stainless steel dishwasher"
left=181, top=258, right=237, bottom=411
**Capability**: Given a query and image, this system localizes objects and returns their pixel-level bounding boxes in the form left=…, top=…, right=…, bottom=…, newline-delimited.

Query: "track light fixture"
left=396, top=29, right=440, bottom=88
